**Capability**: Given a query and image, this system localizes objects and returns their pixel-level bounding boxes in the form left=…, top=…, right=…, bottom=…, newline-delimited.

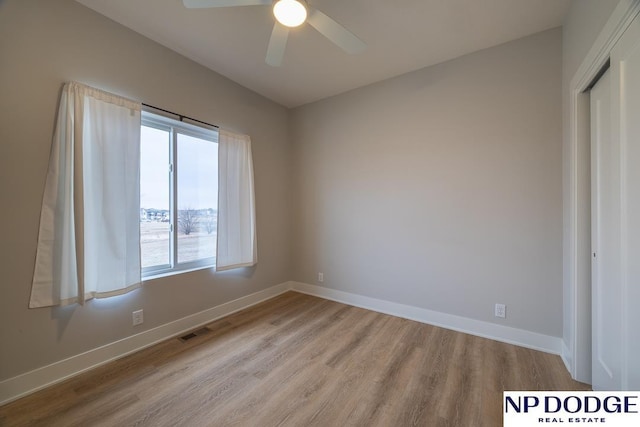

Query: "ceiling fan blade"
left=183, top=0, right=271, bottom=8
left=307, top=8, right=366, bottom=54
left=265, top=23, right=289, bottom=67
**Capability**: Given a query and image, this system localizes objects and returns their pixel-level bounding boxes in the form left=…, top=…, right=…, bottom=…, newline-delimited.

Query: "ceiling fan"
left=183, top=0, right=367, bottom=66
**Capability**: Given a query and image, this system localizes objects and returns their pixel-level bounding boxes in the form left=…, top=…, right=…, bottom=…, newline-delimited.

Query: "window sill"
left=142, top=264, right=215, bottom=282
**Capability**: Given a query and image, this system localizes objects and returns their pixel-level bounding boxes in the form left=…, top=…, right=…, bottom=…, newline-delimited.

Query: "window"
left=140, top=111, right=219, bottom=277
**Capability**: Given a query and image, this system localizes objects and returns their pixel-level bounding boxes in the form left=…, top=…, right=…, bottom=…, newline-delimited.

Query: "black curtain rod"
left=142, top=103, right=219, bottom=129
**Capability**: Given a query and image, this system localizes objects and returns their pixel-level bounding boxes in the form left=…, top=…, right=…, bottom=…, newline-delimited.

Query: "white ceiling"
left=77, top=0, right=570, bottom=108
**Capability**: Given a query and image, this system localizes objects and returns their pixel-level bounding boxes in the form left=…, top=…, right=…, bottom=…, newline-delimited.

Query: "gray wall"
left=563, top=0, right=622, bottom=81
left=0, top=0, right=291, bottom=380
left=290, top=29, right=563, bottom=337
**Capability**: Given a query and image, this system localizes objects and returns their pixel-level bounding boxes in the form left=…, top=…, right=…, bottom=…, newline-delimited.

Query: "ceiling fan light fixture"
left=273, top=0, right=307, bottom=28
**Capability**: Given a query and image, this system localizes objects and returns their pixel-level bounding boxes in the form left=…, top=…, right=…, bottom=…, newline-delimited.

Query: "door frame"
left=565, top=0, right=640, bottom=383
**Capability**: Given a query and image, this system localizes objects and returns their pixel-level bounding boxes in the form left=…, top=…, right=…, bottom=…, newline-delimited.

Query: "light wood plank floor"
left=0, top=292, right=589, bottom=426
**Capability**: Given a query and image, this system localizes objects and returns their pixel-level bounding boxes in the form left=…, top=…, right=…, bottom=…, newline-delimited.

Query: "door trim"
left=565, top=0, right=640, bottom=383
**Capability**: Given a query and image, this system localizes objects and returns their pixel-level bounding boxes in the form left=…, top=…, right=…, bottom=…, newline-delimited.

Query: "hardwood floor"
left=0, top=292, right=589, bottom=426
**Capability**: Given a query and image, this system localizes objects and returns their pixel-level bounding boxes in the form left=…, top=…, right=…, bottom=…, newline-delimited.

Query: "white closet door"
left=591, top=69, right=622, bottom=391
left=611, top=12, right=640, bottom=391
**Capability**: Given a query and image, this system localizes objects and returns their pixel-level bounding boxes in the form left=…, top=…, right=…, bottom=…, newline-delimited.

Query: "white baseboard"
left=0, top=281, right=293, bottom=406
left=1, top=280, right=565, bottom=406
left=291, top=282, right=563, bottom=355
left=561, top=340, right=573, bottom=377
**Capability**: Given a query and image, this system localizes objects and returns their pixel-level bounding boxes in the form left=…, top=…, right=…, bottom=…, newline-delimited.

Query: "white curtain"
left=30, top=82, right=142, bottom=308
left=216, top=129, right=257, bottom=271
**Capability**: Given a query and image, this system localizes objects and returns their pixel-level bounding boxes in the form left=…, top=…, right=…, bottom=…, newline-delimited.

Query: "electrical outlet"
left=318, top=272, right=324, bottom=283
left=495, top=303, right=506, bottom=319
left=132, top=309, right=144, bottom=326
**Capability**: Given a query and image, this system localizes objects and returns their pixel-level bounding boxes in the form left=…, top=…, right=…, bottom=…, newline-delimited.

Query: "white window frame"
left=141, top=110, right=219, bottom=279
